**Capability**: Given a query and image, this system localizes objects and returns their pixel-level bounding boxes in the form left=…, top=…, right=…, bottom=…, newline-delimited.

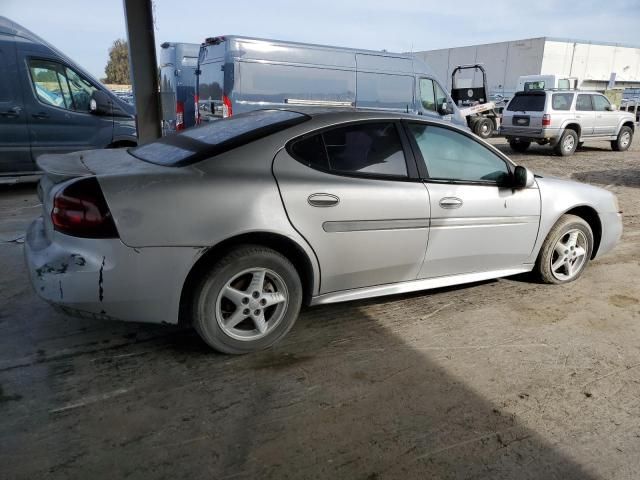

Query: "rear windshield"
left=130, top=110, right=309, bottom=166
left=507, top=94, right=546, bottom=112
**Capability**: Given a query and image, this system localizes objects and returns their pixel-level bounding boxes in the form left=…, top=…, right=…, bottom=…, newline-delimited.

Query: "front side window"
left=593, top=95, right=611, bottom=111
left=290, top=122, right=408, bottom=178
left=29, top=59, right=97, bottom=112
left=408, top=123, right=510, bottom=184
left=419, top=78, right=436, bottom=112
left=576, top=94, right=593, bottom=111
left=552, top=93, right=574, bottom=111
left=434, top=82, right=448, bottom=111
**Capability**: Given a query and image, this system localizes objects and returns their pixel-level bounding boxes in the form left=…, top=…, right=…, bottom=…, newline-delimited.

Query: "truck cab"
left=0, top=16, right=136, bottom=181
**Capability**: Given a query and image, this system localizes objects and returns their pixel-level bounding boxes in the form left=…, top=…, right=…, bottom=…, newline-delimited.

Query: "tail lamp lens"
left=542, top=114, right=551, bottom=126
left=222, top=94, right=232, bottom=118
left=176, top=100, right=185, bottom=130
left=51, top=177, right=118, bottom=238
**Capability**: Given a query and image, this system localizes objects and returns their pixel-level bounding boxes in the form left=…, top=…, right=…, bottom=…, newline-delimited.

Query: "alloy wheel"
left=550, top=229, right=588, bottom=281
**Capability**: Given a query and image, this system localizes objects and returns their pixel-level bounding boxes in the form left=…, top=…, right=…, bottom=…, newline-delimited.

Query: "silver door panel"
left=273, top=149, right=430, bottom=293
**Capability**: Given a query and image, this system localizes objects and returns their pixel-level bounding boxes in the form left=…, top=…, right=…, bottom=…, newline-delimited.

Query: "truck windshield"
left=507, top=94, right=545, bottom=112
left=129, top=110, right=309, bottom=166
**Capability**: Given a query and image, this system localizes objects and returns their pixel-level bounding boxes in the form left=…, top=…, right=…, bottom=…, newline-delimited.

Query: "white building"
left=415, top=37, right=640, bottom=97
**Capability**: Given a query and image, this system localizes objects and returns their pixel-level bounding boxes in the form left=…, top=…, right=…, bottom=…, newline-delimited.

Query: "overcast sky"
left=3, top=0, right=639, bottom=79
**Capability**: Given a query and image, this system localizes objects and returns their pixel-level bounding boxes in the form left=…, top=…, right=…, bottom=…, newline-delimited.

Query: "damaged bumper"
left=24, top=217, right=199, bottom=325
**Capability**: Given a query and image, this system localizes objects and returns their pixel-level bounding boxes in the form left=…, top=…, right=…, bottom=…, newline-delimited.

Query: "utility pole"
left=122, top=0, right=161, bottom=144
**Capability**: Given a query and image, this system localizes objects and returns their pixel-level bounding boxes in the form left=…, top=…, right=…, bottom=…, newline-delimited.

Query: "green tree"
left=104, top=39, right=130, bottom=84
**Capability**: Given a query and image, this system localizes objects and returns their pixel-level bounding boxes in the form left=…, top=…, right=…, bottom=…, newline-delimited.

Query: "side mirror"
left=90, top=90, right=112, bottom=115
left=606, top=104, right=617, bottom=111
left=439, top=102, right=453, bottom=115
left=513, top=165, right=535, bottom=189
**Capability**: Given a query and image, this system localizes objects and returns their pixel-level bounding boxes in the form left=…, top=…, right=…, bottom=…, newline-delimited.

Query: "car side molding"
left=310, top=266, right=533, bottom=305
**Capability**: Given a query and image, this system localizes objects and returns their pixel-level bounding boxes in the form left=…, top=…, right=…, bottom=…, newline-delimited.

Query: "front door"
left=592, top=94, right=617, bottom=136
left=0, top=36, right=31, bottom=173
left=273, top=121, right=430, bottom=294
left=575, top=94, right=596, bottom=137
left=404, top=121, right=541, bottom=278
left=19, top=56, right=113, bottom=161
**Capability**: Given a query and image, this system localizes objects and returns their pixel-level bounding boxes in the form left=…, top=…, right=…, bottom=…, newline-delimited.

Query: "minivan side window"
left=593, top=95, right=611, bottom=112
left=291, top=122, right=408, bottom=178
left=419, top=78, right=436, bottom=112
left=576, top=94, right=593, bottom=111
left=408, top=123, right=510, bottom=184
left=29, top=59, right=97, bottom=112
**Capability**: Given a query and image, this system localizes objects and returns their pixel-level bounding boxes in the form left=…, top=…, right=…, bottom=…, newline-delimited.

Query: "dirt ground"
left=1, top=138, right=639, bottom=479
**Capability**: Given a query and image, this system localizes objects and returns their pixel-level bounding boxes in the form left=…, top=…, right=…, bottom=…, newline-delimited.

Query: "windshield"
left=129, top=110, right=309, bottom=166
left=507, top=94, right=546, bottom=112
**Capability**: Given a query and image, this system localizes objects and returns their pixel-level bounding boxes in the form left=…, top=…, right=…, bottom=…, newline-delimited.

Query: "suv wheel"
left=192, top=245, right=303, bottom=354
left=508, top=139, right=531, bottom=153
left=474, top=118, right=493, bottom=139
left=611, top=126, right=633, bottom=152
left=554, top=129, right=578, bottom=156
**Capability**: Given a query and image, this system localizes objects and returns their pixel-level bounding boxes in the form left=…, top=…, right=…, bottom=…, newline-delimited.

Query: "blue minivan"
left=196, top=36, right=465, bottom=127
left=0, top=17, right=136, bottom=180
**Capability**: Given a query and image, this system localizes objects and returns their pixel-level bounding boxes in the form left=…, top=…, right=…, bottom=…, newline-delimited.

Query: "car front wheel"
left=611, top=126, right=633, bottom=152
left=192, top=245, right=302, bottom=354
left=536, top=214, right=593, bottom=284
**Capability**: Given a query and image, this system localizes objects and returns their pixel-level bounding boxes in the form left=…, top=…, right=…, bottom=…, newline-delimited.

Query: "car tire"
left=611, top=126, right=633, bottom=152
left=474, top=117, right=493, bottom=139
left=536, top=214, right=593, bottom=285
left=509, top=139, right=531, bottom=153
left=192, top=245, right=302, bottom=354
left=554, top=129, right=578, bottom=156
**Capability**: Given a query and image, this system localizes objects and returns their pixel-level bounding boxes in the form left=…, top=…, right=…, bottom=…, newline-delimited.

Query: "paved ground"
left=1, top=138, right=639, bottom=479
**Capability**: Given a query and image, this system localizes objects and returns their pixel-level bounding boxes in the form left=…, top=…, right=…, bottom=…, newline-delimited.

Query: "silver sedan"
left=24, top=109, right=623, bottom=353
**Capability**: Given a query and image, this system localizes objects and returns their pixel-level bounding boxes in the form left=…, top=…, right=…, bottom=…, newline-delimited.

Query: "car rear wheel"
left=554, top=129, right=578, bottom=156
left=192, top=245, right=302, bottom=354
left=508, top=139, right=531, bottom=152
left=611, top=126, right=633, bottom=152
left=474, top=117, right=493, bottom=139
left=536, top=214, right=593, bottom=284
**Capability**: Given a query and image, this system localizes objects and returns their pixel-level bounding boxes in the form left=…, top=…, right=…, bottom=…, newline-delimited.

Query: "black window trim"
left=401, top=119, right=515, bottom=187
left=286, top=119, right=421, bottom=182
left=26, top=56, right=98, bottom=115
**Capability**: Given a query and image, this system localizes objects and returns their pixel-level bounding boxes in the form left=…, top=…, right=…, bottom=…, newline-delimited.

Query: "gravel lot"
left=1, top=137, right=639, bottom=479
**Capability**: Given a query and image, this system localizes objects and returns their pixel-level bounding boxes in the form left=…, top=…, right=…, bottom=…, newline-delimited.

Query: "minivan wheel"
left=554, top=129, right=578, bottom=156
left=508, top=139, right=531, bottom=153
left=474, top=118, right=493, bottom=139
left=192, top=245, right=302, bottom=354
left=611, top=126, right=633, bottom=152
left=536, top=214, right=593, bottom=285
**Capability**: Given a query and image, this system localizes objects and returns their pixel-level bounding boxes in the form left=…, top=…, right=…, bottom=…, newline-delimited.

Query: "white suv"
left=501, top=90, right=635, bottom=156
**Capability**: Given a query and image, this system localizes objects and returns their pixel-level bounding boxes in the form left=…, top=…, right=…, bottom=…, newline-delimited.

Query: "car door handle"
left=308, top=193, right=340, bottom=207
left=1, top=106, right=22, bottom=118
left=439, top=197, right=463, bottom=209
left=32, top=112, right=49, bottom=119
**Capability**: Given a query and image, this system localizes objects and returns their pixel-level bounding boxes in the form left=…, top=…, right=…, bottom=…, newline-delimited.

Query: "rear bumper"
left=595, top=212, right=623, bottom=258
left=24, top=217, right=199, bottom=325
left=501, top=126, right=562, bottom=140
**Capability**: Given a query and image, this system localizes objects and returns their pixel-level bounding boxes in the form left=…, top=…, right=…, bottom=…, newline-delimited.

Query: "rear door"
left=504, top=92, right=546, bottom=133
left=592, top=94, right=617, bottom=136
left=0, top=35, right=32, bottom=173
left=20, top=56, right=113, bottom=160
left=274, top=120, right=430, bottom=294
left=405, top=122, right=540, bottom=278
left=575, top=94, right=596, bottom=136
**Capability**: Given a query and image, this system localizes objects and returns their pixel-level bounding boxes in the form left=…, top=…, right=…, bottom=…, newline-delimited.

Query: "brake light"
left=222, top=94, right=232, bottom=118
left=194, top=94, right=200, bottom=125
left=52, top=177, right=118, bottom=238
left=176, top=101, right=185, bottom=131
left=542, top=114, right=551, bottom=126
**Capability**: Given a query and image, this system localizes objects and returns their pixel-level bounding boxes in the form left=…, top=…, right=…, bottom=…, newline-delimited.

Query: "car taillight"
left=542, top=114, right=551, bottom=126
left=51, top=177, right=118, bottom=238
left=194, top=94, right=200, bottom=125
left=222, top=94, right=232, bottom=118
left=176, top=101, right=185, bottom=131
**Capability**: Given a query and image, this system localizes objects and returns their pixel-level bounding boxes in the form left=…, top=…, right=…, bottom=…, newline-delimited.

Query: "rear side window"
left=507, top=94, right=545, bottom=112
left=576, top=94, right=593, bottom=111
left=130, top=110, right=309, bottom=166
left=290, top=122, right=408, bottom=178
left=552, top=93, right=574, bottom=111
